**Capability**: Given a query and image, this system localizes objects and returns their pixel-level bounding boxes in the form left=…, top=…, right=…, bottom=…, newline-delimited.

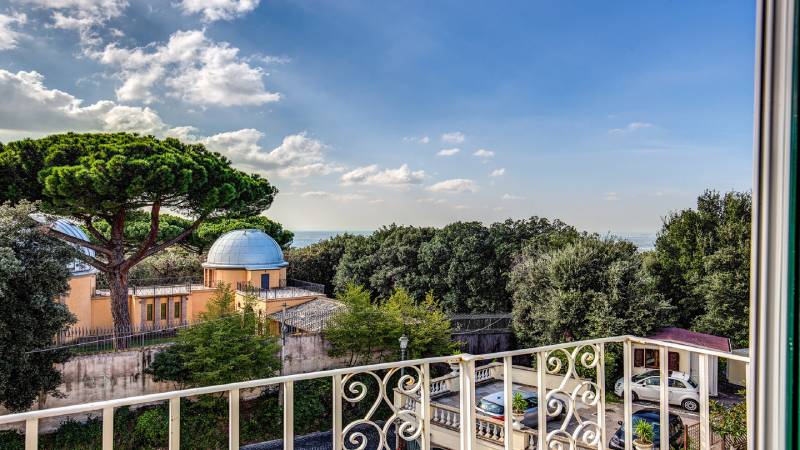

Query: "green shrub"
left=135, top=408, right=168, bottom=448
left=42, top=417, right=102, bottom=450
left=0, top=430, right=24, bottom=450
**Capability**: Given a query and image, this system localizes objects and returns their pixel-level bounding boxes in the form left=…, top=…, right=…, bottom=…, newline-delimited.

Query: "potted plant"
left=511, top=392, right=528, bottom=430
left=633, top=419, right=655, bottom=450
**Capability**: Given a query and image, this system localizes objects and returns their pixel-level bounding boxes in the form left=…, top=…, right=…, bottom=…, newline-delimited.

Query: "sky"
left=0, top=1, right=756, bottom=233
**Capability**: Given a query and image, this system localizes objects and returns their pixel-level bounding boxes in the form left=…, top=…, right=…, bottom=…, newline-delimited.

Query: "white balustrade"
left=0, top=336, right=749, bottom=450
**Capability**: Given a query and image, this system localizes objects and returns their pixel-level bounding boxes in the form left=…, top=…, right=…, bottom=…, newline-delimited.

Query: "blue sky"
left=0, top=1, right=756, bottom=232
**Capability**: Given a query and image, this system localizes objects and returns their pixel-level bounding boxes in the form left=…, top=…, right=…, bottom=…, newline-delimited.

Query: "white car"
left=613, top=371, right=700, bottom=412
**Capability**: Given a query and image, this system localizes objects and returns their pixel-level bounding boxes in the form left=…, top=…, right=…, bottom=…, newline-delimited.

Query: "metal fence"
left=450, top=313, right=512, bottom=334
left=0, top=335, right=750, bottom=450
left=47, top=322, right=192, bottom=354
left=236, top=281, right=326, bottom=300
left=94, top=276, right=204, bottom=297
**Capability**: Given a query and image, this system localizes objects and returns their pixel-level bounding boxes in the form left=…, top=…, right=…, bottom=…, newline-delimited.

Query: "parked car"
left=608, top=409, right=685, bottom=450
left=613, top=371, right=701, bottom=411
left=476, top=390, right=564, bottom=428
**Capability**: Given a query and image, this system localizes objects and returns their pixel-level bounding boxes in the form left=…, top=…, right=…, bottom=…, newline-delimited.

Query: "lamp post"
left=399, top=334, right=409, bottom=380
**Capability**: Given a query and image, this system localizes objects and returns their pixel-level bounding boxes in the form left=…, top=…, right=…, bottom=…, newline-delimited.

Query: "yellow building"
left=56, top=224, right=326, bottom=331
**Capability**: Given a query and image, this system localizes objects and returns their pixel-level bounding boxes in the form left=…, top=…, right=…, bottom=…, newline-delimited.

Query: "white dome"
left=52, top=218, right=97, bottom=276
left=203, top=229, right=288, bottom=270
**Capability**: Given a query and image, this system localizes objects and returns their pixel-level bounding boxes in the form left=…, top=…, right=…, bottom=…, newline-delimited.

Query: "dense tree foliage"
left=0, top=202, right=76, bottom=411
left=418, top=222, right=506, bottom=312
left=147, top=284, right=280, bottom=388
left=510, top=235, right=671, bottom=347
left=648, top=190, right=751, bottom=347
left=0, top=133, right=278, bottom=338
left=286, top=233, right=360, bottom=295
left=95, top=212, right=293, bottom=255
left=310, top=218, right=579, bottom=313
left=324, top=284, right=457, bottom=365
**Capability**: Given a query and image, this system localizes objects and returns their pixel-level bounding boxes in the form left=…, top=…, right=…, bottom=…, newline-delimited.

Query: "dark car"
left=608, top=408, right=684, bottom=450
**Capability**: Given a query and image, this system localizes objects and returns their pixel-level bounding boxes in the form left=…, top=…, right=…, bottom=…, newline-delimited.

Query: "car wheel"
left=682, top=399, right=699, bottom=412
left=631, top=392, right=639, bottom=402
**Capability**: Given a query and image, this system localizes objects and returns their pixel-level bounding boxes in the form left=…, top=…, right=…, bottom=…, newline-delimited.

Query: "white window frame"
left=750, top=0, right=796, bottom=448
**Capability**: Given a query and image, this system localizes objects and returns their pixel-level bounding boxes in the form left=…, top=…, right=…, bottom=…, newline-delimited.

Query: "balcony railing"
left=236, top=280, right=325, bottom=300
left=0, top=335, right=749, bottom=450
left=93, top=276, right=205, bottom=297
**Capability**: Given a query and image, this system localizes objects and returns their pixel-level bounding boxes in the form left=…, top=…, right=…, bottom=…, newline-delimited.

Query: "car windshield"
left=632, top=371, right=657, bottom=382
left=478, top=399, right=504, bottom=415
left=685, top=378, right=699, bottom=388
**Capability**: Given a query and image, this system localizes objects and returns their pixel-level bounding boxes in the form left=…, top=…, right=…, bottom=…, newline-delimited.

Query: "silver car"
left=614, top=371, right=700, bottom=411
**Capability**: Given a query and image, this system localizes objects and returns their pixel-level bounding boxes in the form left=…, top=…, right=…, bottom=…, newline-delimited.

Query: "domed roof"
left=52, top=218, right=98, bottom=276
left=203, top=229, right=288, bottom=270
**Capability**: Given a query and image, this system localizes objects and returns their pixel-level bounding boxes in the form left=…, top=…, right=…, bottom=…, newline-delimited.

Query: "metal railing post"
left=422, top=362, right=431, bottom=450
left=536, top=351, right=547, bottom=450
left=502, top=356, right=513, bottom=450
left=25, top=418, right=37, bottom=450
left=284, top=381, right=294, bottom=450
left=102, top=407, right=113, bottom=450
left=332, top=374, right=343, bottom=450
left=597, top=343, right=607, bottom=449
left=622, top=339, right=633, bottom=450
left=229, top=388, right=239, bottom=450
left=459, top=355, right=476, bottom=450
left=168, top=397, right=180, bottom=450
left=699, top=353, right=710, bottom=450
left=659, top=346, right=669, bottom=450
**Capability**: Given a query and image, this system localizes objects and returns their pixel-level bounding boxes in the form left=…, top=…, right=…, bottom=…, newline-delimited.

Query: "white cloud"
left=16, top=0, right=129, bottom=46
left=300, top=191, right=366, bottom=202
left=609, top=122, right=654, bottom=135
left=178, top=0, right=260, bottom=22
left=0, top=69, right=169, bottom=139
left=199, top=131, right=340, bottom=178
left=93, top=29, right=280, bottom=106
left=417, top=197, right=446, bottom=204
left=341, top=164, right=425, bottom=188
left=441, top=131, right=465, bottom=144
left=501, top=193, right=524, bottom=200
left=0, top=69, right=341, bottom=180
left=437, top=148, right=460, bottom=157
left=473, top=148, right=495, bottom=158
left=603, top=192, right=620, bottom=201
left=489, top=168, right=505, bottom=177
left=427, top=178, right=478, bottom=193
left=403, top=135, right=429, bottom=144
left=0, top=12, right=27, bottom=50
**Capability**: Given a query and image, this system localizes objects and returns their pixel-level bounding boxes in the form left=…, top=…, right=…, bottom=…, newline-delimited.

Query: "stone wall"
left=43, top=346, right=174, bottom=410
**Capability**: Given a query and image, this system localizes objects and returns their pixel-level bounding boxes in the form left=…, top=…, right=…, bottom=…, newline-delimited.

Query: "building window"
left=160, top=302, right=167, bottom=320
left=634, top=349, right=644, bottom=367
left=644, top=349, right=659, bottom=368
left=146, top=304, right=153, bottom=321
left=633, top=348, right=660, bottom=368
left=174, top=301, right=181, bottom=319
left=668, top=351, right=680, bottom=371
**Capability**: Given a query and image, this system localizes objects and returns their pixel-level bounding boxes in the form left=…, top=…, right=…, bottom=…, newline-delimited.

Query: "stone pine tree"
left=0, top=202, right=76, bottom=411
left=0, top=133, right=277, bottom=343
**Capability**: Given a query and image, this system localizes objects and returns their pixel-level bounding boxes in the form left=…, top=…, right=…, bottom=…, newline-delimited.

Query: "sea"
left=291, top=230, right=657, bottom=251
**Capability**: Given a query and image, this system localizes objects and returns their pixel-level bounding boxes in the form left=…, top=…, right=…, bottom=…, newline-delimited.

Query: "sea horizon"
left=290, top=230, right=657, bottom=251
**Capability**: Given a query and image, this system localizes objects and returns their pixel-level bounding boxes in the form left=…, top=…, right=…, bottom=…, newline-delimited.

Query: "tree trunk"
left=108, top=270, right=132, bottom=349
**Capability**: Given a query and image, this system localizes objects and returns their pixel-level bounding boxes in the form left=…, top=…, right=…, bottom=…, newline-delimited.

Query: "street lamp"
left=399, top=334, right=409, bottom=381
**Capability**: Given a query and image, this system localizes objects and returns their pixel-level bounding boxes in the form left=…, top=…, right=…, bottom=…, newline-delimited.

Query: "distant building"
left=53, top=224, right=331, bottom=331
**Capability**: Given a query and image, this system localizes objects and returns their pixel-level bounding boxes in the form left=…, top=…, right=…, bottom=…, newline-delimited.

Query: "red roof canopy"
left=647, top=327, right=731, bottom=353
